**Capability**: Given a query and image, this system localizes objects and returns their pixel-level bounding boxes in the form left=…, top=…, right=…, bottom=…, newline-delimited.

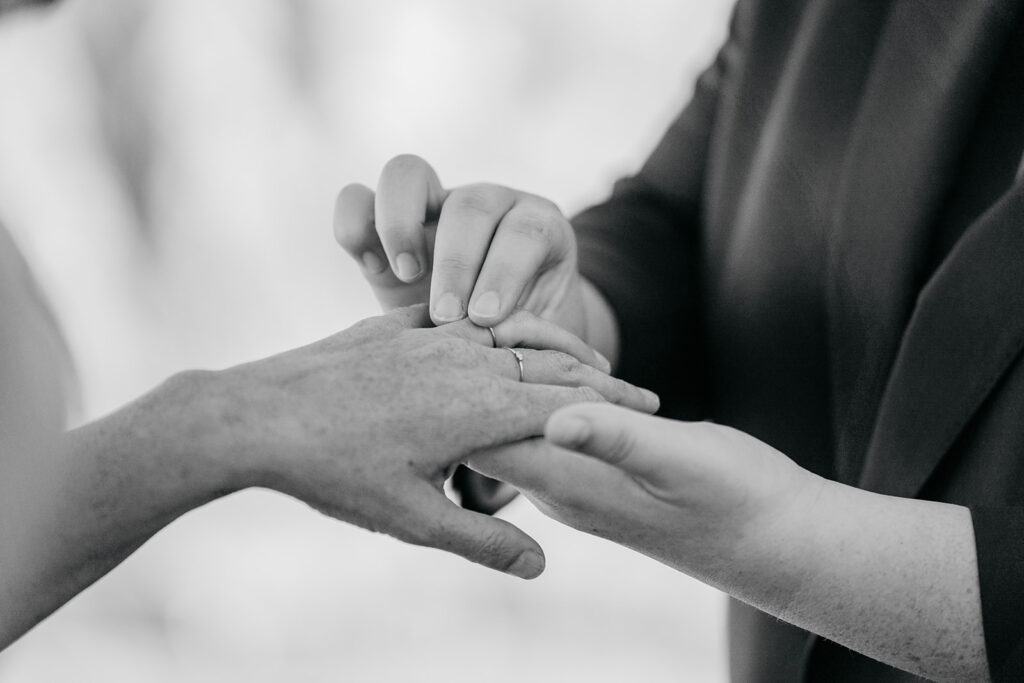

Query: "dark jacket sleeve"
left=971, top=507, right=1024, bottom=682
left=570, top=6, right=742, bottom=413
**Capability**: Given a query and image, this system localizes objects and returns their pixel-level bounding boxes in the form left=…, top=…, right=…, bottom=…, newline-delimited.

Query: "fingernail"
left=395, top=252, right=421, bottom=281
left=547, top=415, right=591, bottom=448
left=594, top=350, right=611, bottom=373
left=433, top=292, right=463, bottom=322
left=507, top=550, right=545, bottom=580
left=470, top=290, right=500, bottom=318
left=361, top=251, right=386, bottom=274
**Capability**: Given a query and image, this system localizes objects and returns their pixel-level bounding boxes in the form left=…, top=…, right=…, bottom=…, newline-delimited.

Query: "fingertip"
left=431, top=291, right=465, bottom=324
left=641, top=388, right=661, bottom=414
left=468, top=290, right=502, bottom=321
left=593, top=349, right=612, bottom=374
left=394, top=252, right=424, bottom=283
left=506, top=549, right=546, bottom=580
left=545, top=412, right=593, bottom=449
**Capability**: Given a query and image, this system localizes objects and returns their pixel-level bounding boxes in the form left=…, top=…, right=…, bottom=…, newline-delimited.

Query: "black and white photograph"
left=0, top=1, right=1021, bottom=681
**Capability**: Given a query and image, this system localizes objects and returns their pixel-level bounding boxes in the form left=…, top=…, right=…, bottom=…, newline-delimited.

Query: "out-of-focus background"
left=0, top=0, right=735, bottom=681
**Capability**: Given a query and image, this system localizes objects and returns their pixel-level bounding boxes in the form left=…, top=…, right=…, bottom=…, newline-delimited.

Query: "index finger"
left=375, top=154, right=447, bottom=283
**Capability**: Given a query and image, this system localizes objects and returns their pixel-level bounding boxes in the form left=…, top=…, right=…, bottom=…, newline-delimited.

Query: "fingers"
left=429, top=185, right=516, bottom=324
left=545, top=402, right=671, bottom=480
left=334, top=183, right=433, bottom=310
left=374, top=154, right=447, bottom=283
left=467, top=197, right=574, bottom=327
left=444, top=310, right=609, bottom=372
left=500, top=349, right=658, bottom=413
left=467, top=439, right=566, bottom=497
left=334, top=183, right=388, bottom=279
left=494, top=310, right=609, bottom=372
left=467, top=439, right=627, bottom=514
left=407, top=485, right=544, bottom=579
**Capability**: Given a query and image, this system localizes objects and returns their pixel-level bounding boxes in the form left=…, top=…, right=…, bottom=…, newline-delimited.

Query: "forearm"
left=0, top=371, right=235, bottom=648
left=723, top=478, right=987, bottom=681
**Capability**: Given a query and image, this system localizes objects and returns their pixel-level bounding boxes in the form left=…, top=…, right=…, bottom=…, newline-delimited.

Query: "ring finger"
left=490, top=347, right=658, bottom=414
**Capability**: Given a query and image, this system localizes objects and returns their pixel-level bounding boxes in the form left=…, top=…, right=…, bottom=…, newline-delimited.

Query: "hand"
left=187, top=307, right=658, bottom=579
left=468, top=404, right=991, bottom=681
left=334, top=155, right=586, bottom=338
left=467, top=402, right=820, bottom=585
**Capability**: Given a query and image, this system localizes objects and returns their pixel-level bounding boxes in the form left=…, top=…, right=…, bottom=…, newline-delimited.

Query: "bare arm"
left=470, top=404, right=988, bottom=681
left=0, top=307, right=658, bottom=650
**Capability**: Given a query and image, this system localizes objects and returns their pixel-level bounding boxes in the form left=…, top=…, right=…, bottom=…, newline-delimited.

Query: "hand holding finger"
left=467, top=196, right=575, bottom=327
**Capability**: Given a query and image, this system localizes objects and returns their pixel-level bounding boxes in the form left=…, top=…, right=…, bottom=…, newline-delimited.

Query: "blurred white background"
left=0, top=0, right=734, bottom=680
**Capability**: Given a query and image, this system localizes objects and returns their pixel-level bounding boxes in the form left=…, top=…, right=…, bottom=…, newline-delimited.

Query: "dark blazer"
left=573, top=0, right=1024, bottom=680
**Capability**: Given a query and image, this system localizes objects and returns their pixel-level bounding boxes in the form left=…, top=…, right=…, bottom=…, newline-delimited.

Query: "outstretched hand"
left=197, top=307, right=656, bottom=579
left=467, top=402, right=819, bottom=585
left=467, top=403, right=990, bottom=681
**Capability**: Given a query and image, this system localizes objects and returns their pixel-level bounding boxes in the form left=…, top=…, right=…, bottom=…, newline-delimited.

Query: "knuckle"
left=382, top=153, right=428, bottom=178
left=375, top=214, right=418, bottom=239
left=473, top=528, right=511, bottom=568
left=435, top=252, right=475, bottom=274
left=574, top=386, right=604, bottom=403
left=400, top=521, right=436, bottom=548
left=506, top=308, right=539, bottom=330
left=506, top=207, right=563, bottom=244
left=476, top=373, right=510, bottom=404
left=349, top=314, right=389, bottom=339
left=602, top=428, right=636, bottom=466
left=547, top=351, right=580, bottom=375
left=448, top=184, right=504, bottom=217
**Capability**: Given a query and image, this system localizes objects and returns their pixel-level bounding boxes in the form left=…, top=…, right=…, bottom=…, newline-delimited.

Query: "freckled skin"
left=0, top=305, right=658, bottom=649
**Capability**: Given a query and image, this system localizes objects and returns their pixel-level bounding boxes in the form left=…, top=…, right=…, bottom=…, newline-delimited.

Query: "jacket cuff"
left=970, top=506, right=1024, bottom=681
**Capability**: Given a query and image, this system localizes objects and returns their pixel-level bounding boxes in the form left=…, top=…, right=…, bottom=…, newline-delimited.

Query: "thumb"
left=544, top=402, right=670, bottom=481
left=409, top=488, right=546, bottom=580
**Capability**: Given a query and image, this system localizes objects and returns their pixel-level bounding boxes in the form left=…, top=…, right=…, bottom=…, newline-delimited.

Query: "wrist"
left=718, top=466, right=833, bottom=617
left=128, top=369, right=250, bottom=500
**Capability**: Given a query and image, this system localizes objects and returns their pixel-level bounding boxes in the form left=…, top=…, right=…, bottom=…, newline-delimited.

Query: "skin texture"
left=0, top=305, right=658, bottom=651
left=334, top=155, right=623, bottom=511
left=339, top=156, right=990, bottom=680
left=466, top=404, right=988, bottom=682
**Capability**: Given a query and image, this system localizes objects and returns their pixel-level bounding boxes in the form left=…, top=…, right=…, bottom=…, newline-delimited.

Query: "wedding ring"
left=504, top=347, right=525, bottom=382
left=487, top=326, right=498, bottom=348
